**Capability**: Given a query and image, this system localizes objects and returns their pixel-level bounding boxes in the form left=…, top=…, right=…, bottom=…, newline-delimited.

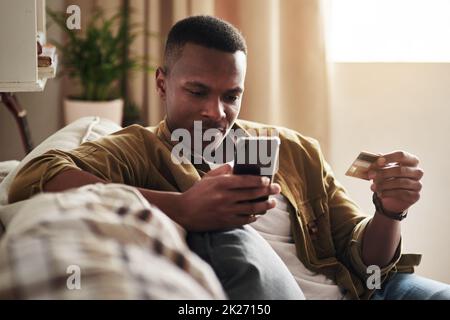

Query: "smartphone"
left=233, top=136, right=281, bottom=203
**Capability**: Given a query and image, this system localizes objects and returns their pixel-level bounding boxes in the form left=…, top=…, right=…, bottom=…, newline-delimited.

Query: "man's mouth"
left=193, top=128, right=226, bottom=144
left=205, top=127, right=226, bottom=133
left=192, top=125, right=226, bottom=135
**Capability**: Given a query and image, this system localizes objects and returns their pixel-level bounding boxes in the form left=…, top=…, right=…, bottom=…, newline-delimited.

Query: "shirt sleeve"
left=8, top=125, right=151, bottom=203
left=323, top=160, right=402, bottom=281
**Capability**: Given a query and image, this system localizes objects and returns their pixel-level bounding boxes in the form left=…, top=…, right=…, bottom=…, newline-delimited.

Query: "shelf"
left=0, top=0, right=55, bottom=93
left=0, top=0, right=48, bottom=155
left=38, top=53, right=58, bottom=80
left=0, top=79, right=48, bottom=92
left=0, top=46, right=57, bottom=92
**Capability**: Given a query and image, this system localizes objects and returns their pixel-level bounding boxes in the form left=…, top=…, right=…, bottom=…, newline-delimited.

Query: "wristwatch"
left=372, top=193, right=408, bottom=221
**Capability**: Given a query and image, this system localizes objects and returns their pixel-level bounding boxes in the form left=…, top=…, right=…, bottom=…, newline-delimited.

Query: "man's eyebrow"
left=184, top=81, right=210, bottom=89
left=184, top=81, right=243, bottom=94
left=226, top=87, right=243, bottom=94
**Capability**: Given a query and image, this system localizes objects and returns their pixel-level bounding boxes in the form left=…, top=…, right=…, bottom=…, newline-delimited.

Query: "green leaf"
left=46, top=3, right=157, bottom=102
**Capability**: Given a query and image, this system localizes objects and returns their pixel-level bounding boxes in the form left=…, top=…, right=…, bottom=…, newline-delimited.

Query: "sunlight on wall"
left=328, top=0, right=450, bottom=62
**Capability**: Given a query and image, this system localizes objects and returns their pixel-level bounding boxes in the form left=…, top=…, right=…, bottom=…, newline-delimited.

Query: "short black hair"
left=164, top=15, right=247, bottom=71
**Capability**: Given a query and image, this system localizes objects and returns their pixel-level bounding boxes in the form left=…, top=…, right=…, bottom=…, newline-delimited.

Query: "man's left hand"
left=368, top=151, right=424, bottom=214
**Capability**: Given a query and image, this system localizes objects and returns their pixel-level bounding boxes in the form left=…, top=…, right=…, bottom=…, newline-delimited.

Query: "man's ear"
left=155, top=67, right=167, bottom=100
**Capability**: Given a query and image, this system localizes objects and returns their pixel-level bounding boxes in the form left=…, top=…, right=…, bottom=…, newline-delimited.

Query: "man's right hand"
left=177, top=164, right=281, bottom=231
left=43, top=165, right=281, bottom=232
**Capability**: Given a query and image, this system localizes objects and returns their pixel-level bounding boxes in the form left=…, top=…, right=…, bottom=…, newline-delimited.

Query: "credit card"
left=345, top=151, right=380, bottom=180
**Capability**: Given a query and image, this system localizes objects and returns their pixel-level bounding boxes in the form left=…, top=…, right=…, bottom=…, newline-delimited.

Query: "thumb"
left=204, top=164, right=232, bottom=177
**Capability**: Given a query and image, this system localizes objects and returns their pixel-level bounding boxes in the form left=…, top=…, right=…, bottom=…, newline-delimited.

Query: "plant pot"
left=64, top=98, right=124, bottom=125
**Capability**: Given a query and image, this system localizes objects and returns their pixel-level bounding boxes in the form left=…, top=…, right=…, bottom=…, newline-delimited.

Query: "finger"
left=231, top=198, right=277, bottom=215
left=218, top=175, right=271, bottom=189
left=204, top=164, right=232, bottom=177
left=370, top=165, right=424, bottom=183
left=231, top=183, right=281, bottom=202
left=372, top=178, right=422, bottom=193
left=378, top=189, right=420, bottom=203
left=371, top=151, right=419, bottom=169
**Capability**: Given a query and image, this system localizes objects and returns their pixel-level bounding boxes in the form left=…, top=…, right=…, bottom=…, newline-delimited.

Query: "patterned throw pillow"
left=0, top=184, right=225, bottom=299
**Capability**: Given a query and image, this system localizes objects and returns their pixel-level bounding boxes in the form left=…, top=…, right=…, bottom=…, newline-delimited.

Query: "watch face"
left=398, top=210, right=408, bottom=221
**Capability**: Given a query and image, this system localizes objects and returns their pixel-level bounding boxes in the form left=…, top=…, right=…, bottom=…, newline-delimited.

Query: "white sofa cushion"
left=0, top=161, right=19, bottom=184
left=0, top=117, right=122, bottom=205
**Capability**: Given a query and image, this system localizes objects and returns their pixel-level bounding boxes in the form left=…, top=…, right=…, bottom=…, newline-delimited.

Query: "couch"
left=0, top=117, right=225, bottom=299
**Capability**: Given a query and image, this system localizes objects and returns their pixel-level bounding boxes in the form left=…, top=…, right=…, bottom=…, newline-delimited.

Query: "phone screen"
left=233, top=136, right=280, bottom=202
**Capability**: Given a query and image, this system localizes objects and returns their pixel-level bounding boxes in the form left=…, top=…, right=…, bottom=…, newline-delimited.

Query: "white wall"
left=329, top=63, right=450, bottom=283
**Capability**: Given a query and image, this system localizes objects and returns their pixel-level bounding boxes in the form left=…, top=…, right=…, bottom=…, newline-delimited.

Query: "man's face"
left=156, top=43, right=247, bottom=151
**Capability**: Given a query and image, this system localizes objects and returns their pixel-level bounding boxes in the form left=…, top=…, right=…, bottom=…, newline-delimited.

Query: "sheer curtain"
left=215, top=0, right=331, bottom=155
left=125, top=0, right=215, bottom=126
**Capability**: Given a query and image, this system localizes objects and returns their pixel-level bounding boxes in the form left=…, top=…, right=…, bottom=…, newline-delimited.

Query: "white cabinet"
left=0, top=0, right=57, bottom=92
left=0, top=0, right=57, bottom=153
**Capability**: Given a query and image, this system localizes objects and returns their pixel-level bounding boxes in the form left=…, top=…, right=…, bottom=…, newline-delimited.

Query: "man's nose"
left=200, top=97, right=226, bottom=121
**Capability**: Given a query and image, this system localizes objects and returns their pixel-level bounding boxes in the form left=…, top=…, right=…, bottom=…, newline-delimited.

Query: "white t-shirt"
left=207, top=160, right=347, bottom=300
left=250, top=194, right=347, bottom=300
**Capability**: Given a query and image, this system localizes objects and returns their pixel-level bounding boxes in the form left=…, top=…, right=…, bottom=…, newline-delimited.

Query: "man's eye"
left=188, top=90, right=205, bottom=97
left=225, top=95, right=239, bottom=103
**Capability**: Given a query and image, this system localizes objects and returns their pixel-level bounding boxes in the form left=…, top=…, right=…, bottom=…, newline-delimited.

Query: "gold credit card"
left=345, top=151, right=380, bottom=180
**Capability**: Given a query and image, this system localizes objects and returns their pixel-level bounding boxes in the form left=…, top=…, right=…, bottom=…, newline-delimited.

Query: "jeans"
left=371, top=272, right=450, bottom=300
left=188, top=226, right=450, bottom=300
left=187, top=225, right=305, bottom=300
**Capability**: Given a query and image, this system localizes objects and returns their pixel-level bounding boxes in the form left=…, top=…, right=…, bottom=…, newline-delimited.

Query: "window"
left=327, top=0, right=450, bottom=62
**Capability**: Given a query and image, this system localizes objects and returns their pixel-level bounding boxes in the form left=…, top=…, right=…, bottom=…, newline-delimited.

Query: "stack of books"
left=37, top=42, right=57, bottom=79
left=37, top=42, right=56, bottom=67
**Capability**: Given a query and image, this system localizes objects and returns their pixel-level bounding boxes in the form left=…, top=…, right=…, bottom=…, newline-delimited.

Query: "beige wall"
left=329, top=63, right=450, bottom=283
left=215, top=0, right=331, bottom=157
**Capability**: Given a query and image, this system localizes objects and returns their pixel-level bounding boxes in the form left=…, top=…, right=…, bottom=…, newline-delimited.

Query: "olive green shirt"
left=8, top=119, right=421, bottom=299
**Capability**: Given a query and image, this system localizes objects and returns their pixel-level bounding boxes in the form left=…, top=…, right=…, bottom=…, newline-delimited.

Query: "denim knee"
left=187, top=225, right=305, bottom=300
left=372, top=272, right=450, bottom=300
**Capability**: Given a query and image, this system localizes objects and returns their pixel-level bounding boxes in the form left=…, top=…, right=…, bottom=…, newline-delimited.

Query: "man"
left=9, top=16, right=450, bottom=300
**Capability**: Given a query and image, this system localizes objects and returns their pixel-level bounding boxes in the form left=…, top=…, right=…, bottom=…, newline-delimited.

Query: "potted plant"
left=47, top=5, right=149, bottom=125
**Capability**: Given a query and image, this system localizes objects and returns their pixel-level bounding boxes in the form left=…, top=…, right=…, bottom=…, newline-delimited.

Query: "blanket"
left=0, top=183, right=225, bottom=299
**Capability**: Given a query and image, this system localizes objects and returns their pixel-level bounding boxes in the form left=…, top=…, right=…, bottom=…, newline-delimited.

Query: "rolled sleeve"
left=347, top=216, right=402, bottom=281
left=9, top=125, right=151, bottom=203
left=323, top=160, right=402, bottom=282
left=9, top=149, right=89, bottom=203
